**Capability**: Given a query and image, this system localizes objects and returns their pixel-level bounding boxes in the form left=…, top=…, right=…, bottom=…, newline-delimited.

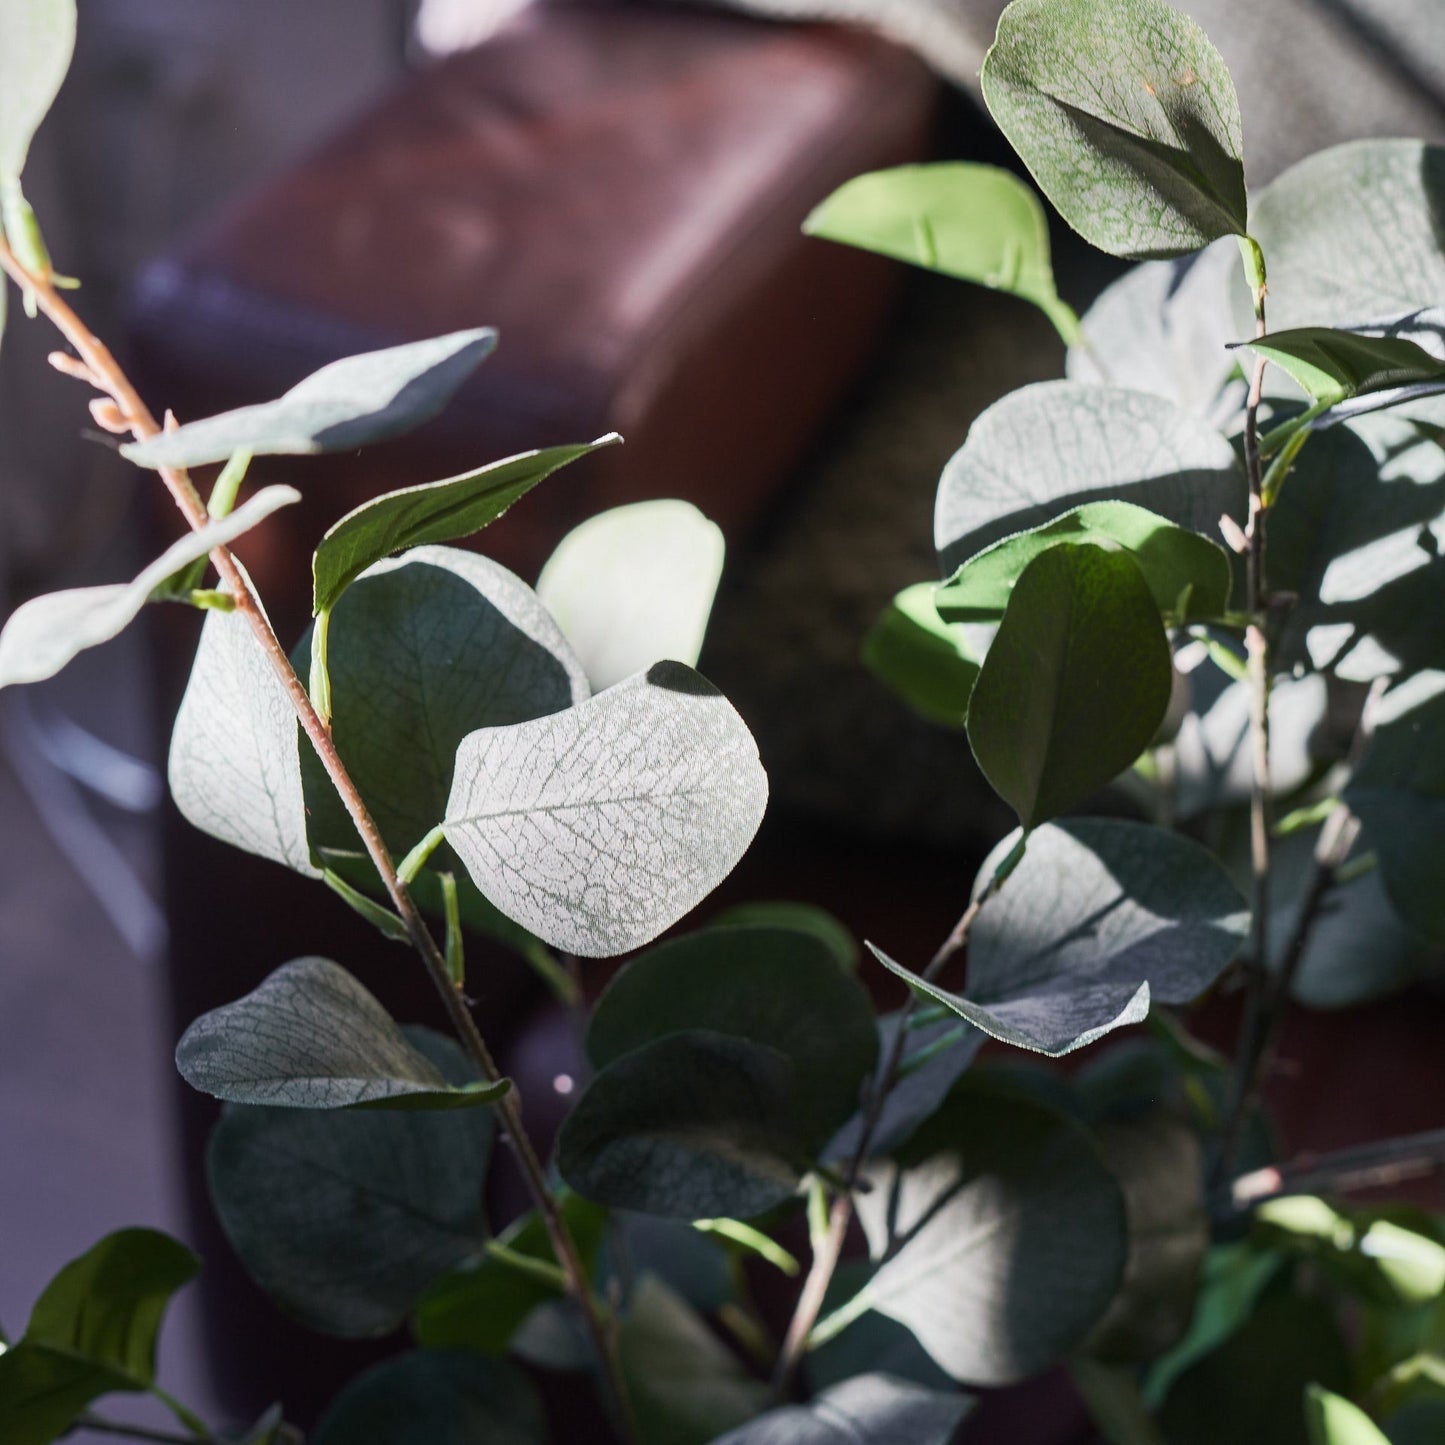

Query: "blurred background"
left=3, top=0, right=1445, bottom=1438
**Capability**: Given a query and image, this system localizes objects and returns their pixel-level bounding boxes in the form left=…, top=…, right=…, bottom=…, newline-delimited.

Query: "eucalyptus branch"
left=770, top=862, right=1012, bottom=1395
left=0, top=238, right=637, bottom=1445
left=1231, top=1126, right=1445, bottom=1210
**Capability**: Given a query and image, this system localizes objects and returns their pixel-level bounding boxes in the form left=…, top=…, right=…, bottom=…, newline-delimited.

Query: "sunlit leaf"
left=176, top=956, right=510, bottom=1110
left=1304, top=1386, right=1391, bottom=1445
left=313, top=437, right=618, bottom=615
left=711, top=1373, right=971, bottom=1444
left=804, top=162, right=1078, bottom=341
left=1241, top=327, right=1445, bottom=408
left=444, top=661, right=767, bottom=957
left=207, top=1029, right=493, bottom=1338
left=981, top=0, right=1247, bottom=259
left=861, top=583, right=981, bottom=728
left=123, top=329, right=497, bottom=469
left=536, top=499, right=725, bottom=692
left=0, top=0, right=75, bottom=179
left=966, top=543, right=1172, bottom=828
left=0, top=486, right=298, bottom=689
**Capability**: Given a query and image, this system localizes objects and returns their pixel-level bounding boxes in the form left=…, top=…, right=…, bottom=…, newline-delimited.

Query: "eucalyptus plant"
left=3, top=0, right=1445, bottom=1442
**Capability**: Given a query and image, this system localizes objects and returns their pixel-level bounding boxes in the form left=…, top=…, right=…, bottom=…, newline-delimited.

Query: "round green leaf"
left=981, top=0, right=1247, bottom=260
left=122, top=329, right=497, bottom=469
left=1305, top=1387, right=1392, bottom=1445
left=803, top=161, right=1078, bottom=341
left=312, top=1352, right=544, bottom=1445
left=1251, top=141, right=1445, bottom=333
left=934, top=381, right=1243, bottom=576
left=444, top=660, right=768, bottom=957
left=711, top=1373, right=971, bottom=1445
left=0, top=0, right=74, bottom=179
left=176, top=956, right=510, bottom=1110
left=936, top=500, right=1232, bottom=624
left=558, top=1029, right=804, bottom=1219
left=856, top=1078, right=1127, bottom=1385
left=861, top=583, right=981, bottom=728
left=587, top=924, right=878, bottom=1151
left=709, top=900, right=859, bottom=970
left=207, top=1029, right=493, bottom=1338
left=966, top=543, right=1173, bottom=829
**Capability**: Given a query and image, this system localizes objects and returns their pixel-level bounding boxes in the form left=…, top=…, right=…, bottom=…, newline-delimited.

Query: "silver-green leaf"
left=0, top=0, right=75, bottom=179
left=981, top=0, right=1248, bottom=260
left=711, top=1374, right=972, bottom=1444
left=122, top=329, right=497, bottom=469
left=0, top=485, right=299, bottom=690
left=176, top=956, right=510, bottom=1110
left=444, top=660, right=767, bottom=956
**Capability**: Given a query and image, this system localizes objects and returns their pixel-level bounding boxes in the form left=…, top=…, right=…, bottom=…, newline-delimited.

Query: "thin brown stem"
left=0, top=241, right=636, bottom=1442
left=771, top=871, right=1006, bottom=1395
left=1231, top=1127, right=1445, bottom=1209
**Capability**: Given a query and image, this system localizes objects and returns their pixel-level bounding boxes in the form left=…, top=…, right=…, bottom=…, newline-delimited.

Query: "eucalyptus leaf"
left=0, top=0, right=75, bottom=179
left=1251, top=141, right=1445, bottom=334
left=168, top=563, right=317, bottom=876
left=856, top=1078, right=1127, bottom=1385
left=122, top=329, right=497, bottom=469
left=176, top=956, right=510, bottom=1110
left=619, top=1275, right=772, bottom=1445
left=981, top=0, right=1247, bottom=259
left=861, top=582, right=980, bottom=728
left=936, top=500, right=1231, bottom=624
left=1305, top=1388, right=1391, bottom=1445
left=298, top=545, right=587, bottom=865
left=1240, top=328, right=1445, bottom=408
left=0, top=1228, right=197, bottom=1445
left=711, top=1373, right=971, bottom=1445
left=935, top=381, right=1243, bottom=575
left=966, top=543, right=1173, bottom=829
left=207, top=1029, right=493, bottom=1338
left=557, top=1029, right=804, bottom=1219
left=803, top=161, right=1078, bottom=341
left=1346, top=671, right=1445, bottom=943
left=413, top=1194, right=607, bottom=1356
left=710, top=900, right=859, bottom=970
left=0, top=485, right=299, bottom=689
left=444, top=660, right=767, bottom=957
left=870, top=819, right=1245, bottom=1056
left=587, top=924, right=878, bottom=1150
left=536, top=499, right=725, bottom=692
left=311, top=1352, right=544, bottom=1445
left=313, top=437, right=618, bottom=615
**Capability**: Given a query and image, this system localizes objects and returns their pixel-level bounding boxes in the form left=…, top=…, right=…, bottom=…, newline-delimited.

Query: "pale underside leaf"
left=981, top=0, right=1247, bottom=260
left=167, top=561, right=316, bottom=876
left=0, top=0, right=76, bottom=178
left=0, top=485, right=299, bottom=689
left=536, top=499, right=726, bottom=693
left=934, top=381, right=1243, bottom=576
left=444, top=660, right=767, bottom=957
left=710, top=1373, right=972, bottom=1444
left=175, top=956, right=510, bottom=1109
left=122, top=328, right=497, bottom=469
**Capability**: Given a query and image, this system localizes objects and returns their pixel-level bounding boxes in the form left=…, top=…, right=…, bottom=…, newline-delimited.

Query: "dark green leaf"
left=1241, top=327, right=1445, bottom=408
left=619, top=1276, right=771, bottom=1445
left=536, top=499, right=726, bottom=692
left=0, top=486, right=298, bottom=690
left=587, top=924, right=878, bottom=1150
left=936, top=500, right=1231, bottom=623
left=966, top=545, right=1173, bottom=829
left=981, top=0, right=1247, bottom=259
left=803, top=161, right=1078, bottom=341
left=444, top=660, right=768, bottom=957
left=298, top=545, right=587, bottom=866
left=855, top=1078, right=1127, bottom=1385
left=1251, top=142, right=1445, bottom=333
left=1346, top=671, right=1445, bottom=943
left=312, top=437, right=618, bottom=615
left=0, top=0, right=74, bottom=178
left=1305, top=1387, right=1391, bottom=1445
left=168, top=562, right=317, bottom=876
left=935, top=381, right=1243, bottom=575
left=207, top=1029, right=493, bottom=1337
left=1387, top=1399, right=1445, bottom=1445
left=176, top=956, right=510, bottom=1109
left=711, top=1373, right=972, bottom=1444
left=710, top=900, right=858, bottom=970
left=123, top=329, right=497, bottom=469
left=0, top=1228, right=198, bottom=1445
left=861, top=583, right=980, bottom=728
left=558, top=1030, right=804, bottom=1219
left=871, top=819, right=1244, bottom=1055
left=413, top=1193, right=607, bottom=1356
left=311, top=1352, right=544, bottom=1445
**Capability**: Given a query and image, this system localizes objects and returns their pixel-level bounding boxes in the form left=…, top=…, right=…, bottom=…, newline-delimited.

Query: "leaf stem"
left=1230, top=1126, right=1445, bottom=1210
left=0, top=239, right=638, bottom=1445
